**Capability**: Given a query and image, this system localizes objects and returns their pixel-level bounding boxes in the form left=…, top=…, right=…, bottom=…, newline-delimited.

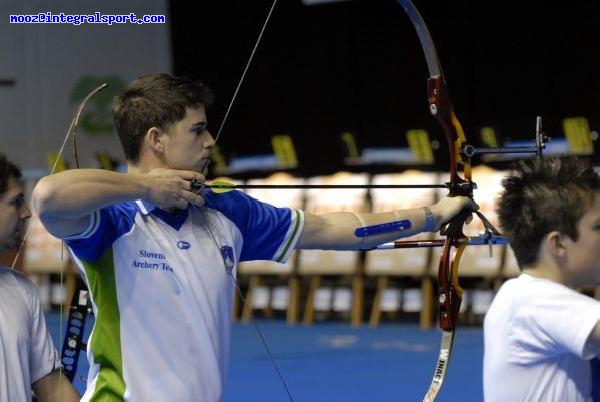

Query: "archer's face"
left=161, top=106, right=214, bottom=173
left=0, top=177, right=31, bottom=252
left=563, top=192, right=600, bottom=286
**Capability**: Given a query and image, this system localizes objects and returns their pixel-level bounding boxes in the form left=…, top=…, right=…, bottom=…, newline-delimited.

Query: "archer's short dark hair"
left=0, top=153, right=22, bottom=196
left=113, top=74, right=214, bottom=163
left=497, top=156, right=600, bottom=269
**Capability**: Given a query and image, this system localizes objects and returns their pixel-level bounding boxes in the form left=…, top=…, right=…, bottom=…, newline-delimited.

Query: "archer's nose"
left=20, top=204, right=31, bottom=220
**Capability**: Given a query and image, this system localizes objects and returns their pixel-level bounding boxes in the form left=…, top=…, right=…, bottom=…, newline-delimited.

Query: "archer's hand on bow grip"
left=431, top=196, right=477, bottom=233
left=440, top=210, right=471, bottom=238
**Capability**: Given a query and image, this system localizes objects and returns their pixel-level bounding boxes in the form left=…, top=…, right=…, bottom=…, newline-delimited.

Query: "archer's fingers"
left=178, top=172, right=206, bottom=192
left=452, top=196, right=478, bottom=214
left=466, top=198, right=479, bottom=212
left=182, top=191, right=205, bottom=208
left=442, top=195, right=477, bottom=215
left=177, top=170, right=205, bottom=184
left=465, top=213, right=474, bottom=225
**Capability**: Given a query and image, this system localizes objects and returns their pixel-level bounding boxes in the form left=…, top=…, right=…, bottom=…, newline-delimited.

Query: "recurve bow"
left=396, top=1, right=472, bottom=400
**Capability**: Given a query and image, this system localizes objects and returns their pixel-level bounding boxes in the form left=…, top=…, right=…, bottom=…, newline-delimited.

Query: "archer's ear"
left=546, top=230, right=567, bottom=257
left=145, top=127, right=164, bottom=154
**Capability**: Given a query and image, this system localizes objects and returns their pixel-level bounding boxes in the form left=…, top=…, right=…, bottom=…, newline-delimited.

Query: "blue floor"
left=46, top=313, right=484, bottom=401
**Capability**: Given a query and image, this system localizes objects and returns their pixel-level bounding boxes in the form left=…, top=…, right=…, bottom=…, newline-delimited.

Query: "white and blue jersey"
left=65, top=190, right=304, bottom=401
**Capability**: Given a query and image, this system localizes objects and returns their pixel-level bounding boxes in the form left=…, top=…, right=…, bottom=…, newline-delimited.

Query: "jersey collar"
left=134, top=200, right=189, bottom=231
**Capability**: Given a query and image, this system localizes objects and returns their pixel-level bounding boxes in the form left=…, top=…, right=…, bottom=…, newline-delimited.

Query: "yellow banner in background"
left=271, top=135, right=298, bottom=166
left=340, top=132, right=359, bottom=158
left=563, top=117, right=594, bottom=155
left=406, top=129, right=434, bottom=163
left=46, top=152, right=69, bottom=172
left=480, top=126, right=499, bottom=148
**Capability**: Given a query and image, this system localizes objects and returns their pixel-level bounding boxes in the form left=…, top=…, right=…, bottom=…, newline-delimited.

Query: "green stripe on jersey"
left=81, top=249, right=126, bottom=400
left=275, top=209, right=302, bottom=262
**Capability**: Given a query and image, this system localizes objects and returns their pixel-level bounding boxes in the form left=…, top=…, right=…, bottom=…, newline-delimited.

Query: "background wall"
left=0, top=0, right=171, bottom=176
left=171, top=0, right=600, bottom=175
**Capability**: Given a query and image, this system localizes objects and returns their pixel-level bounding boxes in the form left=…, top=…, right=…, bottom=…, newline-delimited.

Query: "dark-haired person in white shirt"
left=0, top=153, right=79, bottom=402
left=484, top=156, right=600, bottom=402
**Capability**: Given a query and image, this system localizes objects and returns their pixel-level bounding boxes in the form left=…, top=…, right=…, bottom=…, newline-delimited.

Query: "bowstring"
left=212, top=0, right=279, bottom=144
left=200, top=1, right=295, bottom=399
left=201, top=210, right=294, bottom=400
left=61, top=83, right=107, bottom=388
left=7, top=82, right=107, bottom=398
left=51, top=83, right=108, bottom=392
left=8, top=105, right=83, bottom=271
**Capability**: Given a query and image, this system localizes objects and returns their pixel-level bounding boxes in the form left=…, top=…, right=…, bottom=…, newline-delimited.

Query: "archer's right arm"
left=32, top=168, right=205, bottom=238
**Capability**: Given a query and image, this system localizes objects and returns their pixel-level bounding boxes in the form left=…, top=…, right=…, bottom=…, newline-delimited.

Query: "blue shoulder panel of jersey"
left=203, top=189, right=293, bottom=261
left=65, top=203, right=138, bottom=262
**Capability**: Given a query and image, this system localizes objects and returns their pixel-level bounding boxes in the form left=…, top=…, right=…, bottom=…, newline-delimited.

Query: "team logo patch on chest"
left=177, top=241, right=191, bottom=250
left=220, top=246, right=235, bottom=275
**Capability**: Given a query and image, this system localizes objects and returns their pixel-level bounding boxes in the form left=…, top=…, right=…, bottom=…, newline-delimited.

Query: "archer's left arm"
left=32, top=370, right=80, bottom=402
left=297, top=195, right=475, bottom=250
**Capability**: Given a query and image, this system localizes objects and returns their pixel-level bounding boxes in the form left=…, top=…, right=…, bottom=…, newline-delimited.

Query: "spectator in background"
left=484, top=156, right=600, bottom=401
left=0, top=153, right=79, bottom=402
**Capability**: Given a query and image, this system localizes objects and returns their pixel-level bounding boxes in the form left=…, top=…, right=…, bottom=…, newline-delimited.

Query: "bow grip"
left=439, top=209, right=470, bottom=238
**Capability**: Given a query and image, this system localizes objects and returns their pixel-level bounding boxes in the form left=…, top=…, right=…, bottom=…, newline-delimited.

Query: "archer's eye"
left=191, top=124, right=207, bottom=135
left=9, top=194, right=24, bottom=208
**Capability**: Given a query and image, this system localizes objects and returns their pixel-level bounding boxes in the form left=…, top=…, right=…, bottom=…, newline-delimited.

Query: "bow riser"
left=427, top=74, right=471, bottom=333
left=427, top=76, right=471, bottom=190
left=437, top=242, right=465, bottom=331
